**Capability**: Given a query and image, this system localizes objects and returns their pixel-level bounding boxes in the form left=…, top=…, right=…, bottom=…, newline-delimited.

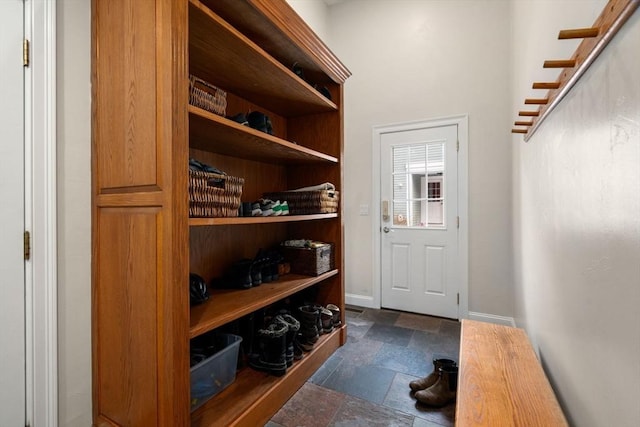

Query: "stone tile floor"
left=265, top=306, right=461, bottom=427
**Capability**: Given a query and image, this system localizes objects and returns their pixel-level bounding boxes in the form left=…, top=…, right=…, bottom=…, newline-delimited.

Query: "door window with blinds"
left=392, top=141, right=445, bottom=227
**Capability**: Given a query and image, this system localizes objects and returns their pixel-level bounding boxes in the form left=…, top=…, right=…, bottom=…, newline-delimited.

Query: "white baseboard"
left=467, top=311, right=516, bottom=327
left=345, top=293, right=378, bottom=309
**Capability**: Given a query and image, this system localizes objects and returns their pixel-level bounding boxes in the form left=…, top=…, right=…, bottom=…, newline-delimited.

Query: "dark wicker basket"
left=282, top=243, right=334, bottom=276
left=189, top=75, right=227, bottom=116
left=264, top=190, right=339, bottom=215
left=189, top=170, right=244, bottom=218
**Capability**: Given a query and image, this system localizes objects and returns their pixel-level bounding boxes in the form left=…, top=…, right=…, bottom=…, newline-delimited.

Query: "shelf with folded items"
left=189, top=105, right=338, bottom=164
left=189, top=269, right=339, bottom=339
left=189, top=0, right=337, bottom=117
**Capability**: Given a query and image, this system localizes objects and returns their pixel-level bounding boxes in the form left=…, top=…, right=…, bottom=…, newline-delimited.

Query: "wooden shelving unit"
left=92, top=0, right=350, bottom=425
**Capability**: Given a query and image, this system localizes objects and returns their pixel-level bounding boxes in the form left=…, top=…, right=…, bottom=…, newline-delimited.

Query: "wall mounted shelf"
left=512, top=0, right=639, bottom=141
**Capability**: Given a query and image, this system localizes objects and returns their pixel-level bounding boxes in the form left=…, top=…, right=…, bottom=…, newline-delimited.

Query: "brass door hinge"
left=23, top=39, right=29, bottom=67
left=456, top=216, right=460, bottom=229
left=24, top=231, right=30, bottom=260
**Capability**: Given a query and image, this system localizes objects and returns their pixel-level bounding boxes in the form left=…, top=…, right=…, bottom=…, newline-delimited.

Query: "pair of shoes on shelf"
left=291, top=62, right=332, bottom=101
left=228, top=111, right=273, bottom=135
left=213, top=249, right=286, bottom=290
left=252, top=199, right=289, bottom=217
left=253, top=249, right=284, bottom=284
left=249, top=313, right=300, bottom=376
left=296, top=303, right=341, bottom=350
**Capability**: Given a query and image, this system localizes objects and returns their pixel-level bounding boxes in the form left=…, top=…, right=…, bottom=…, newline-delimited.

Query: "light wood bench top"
left=455, top=319, right=568, bottom=426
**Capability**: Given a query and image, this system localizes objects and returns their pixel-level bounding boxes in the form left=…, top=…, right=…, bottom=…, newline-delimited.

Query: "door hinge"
left=23, top=39, right=30, bottom=67
left=24, top=231, right=31, bottom=260
left=456, top=216, right=460, bottom=229
left=456, top=139, right=459, bottom=152
left=457, top=293, right=460, bottom=305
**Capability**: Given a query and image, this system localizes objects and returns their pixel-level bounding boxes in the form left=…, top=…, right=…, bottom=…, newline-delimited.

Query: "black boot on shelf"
left=320, top=307, right=334, bottom=334
left=298, top=305, right=320, bottom=349
left=249, top=318, right=288, bottom=377
left=275, top=314, right=300, bottom=367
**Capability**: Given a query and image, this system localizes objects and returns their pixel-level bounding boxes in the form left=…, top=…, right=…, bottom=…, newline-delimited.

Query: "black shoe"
left=249, top=318, right=288, bottom=376
left=275, top=314, right=300, bottom=367
left=247, top=111, right=273, bottom=135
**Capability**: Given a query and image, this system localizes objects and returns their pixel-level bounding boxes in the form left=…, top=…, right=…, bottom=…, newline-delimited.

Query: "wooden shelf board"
left=191, top=327, right=343, bottom=427
left=189, top=106, right=338, bottom=164
left=190, top=270, right=339, bottom=338
left=200, top=0, right=351, bottom=85
left=189, top=0, right=337, bottom=117
left=189, top=213, right=338, bottom=227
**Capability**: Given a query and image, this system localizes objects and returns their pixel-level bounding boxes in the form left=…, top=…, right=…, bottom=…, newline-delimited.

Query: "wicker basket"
left=189, top=75, right=227, bottom=116
left=189, top=170, right=244, bottom=218
left=264, top=190, right=339, bottom=215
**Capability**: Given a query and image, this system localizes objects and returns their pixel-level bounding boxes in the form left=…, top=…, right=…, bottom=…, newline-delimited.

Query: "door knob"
left=383, top=227, right=391, bottom=233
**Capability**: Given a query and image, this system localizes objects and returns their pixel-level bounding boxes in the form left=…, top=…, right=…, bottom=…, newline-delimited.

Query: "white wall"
left=287, top=0, right=329, bottom=41
left=319, top=0, right=513, bottom=317
left=57, top=0, right=92, bottom=425
left=512, top=2, right=640, bottom=426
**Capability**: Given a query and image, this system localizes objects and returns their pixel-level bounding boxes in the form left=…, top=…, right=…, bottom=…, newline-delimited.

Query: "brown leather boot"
left=414, top=365, right=458, bottom=407
left=409, top=358, right=457, bottom=392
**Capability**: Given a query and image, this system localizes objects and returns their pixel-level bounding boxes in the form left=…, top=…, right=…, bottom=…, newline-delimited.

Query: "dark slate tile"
left=359, top=308, right=401, bottom=325
left=309, top=352, right=343, bottom=385
left=345, top=317, right=374, bottom=341
left=364, top=323, right=414, bottom=347
left=270, top=382, right=345, bottom=427
left=395, top=313, right=441, bottom=332
left=383, top=372, right=455, bottom=427
left=322, top=363, right=396, bottom=405
left=412, top=416, right=451, bottom=427
left=330, top=394, right=413, bottom=427
left=333, top=336, right=383, bottom=367
left=438, top=319, right=461, bottom=337
left=345, top=305, right=364, bottom=320
left=408, top=330, right=459, bottom=361
left=372, top=343, right=432, bottom=378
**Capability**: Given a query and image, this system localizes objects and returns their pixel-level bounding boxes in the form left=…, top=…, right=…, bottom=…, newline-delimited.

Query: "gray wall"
left=511, top=2, right=640, bottom=426
left=312, top=0, right=515, bottom=318
left=57, top=0, right=92, bottom=425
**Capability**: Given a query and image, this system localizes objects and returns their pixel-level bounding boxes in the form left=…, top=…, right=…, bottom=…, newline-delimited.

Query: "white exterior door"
left=0, top=0, right=26, bottom=425
left=380, top=123, right=459, bottom=319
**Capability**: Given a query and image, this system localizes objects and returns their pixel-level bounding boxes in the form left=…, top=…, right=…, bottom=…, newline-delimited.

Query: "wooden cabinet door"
left=92, top=0, right=189, bottom=425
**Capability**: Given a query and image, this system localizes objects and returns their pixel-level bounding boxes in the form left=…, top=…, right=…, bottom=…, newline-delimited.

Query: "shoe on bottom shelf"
left=248, top=318, right=288, bottom=377
left=326, top=303, right=341, bottom=327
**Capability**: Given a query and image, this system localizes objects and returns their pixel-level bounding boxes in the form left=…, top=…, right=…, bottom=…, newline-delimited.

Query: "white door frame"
left=24, top=0, right=58, bottom=425
left=371, top=115, right=469, bottom=319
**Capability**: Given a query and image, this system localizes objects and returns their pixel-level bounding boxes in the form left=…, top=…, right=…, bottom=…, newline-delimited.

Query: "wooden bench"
left=455, top=319, right=568, bottom=426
